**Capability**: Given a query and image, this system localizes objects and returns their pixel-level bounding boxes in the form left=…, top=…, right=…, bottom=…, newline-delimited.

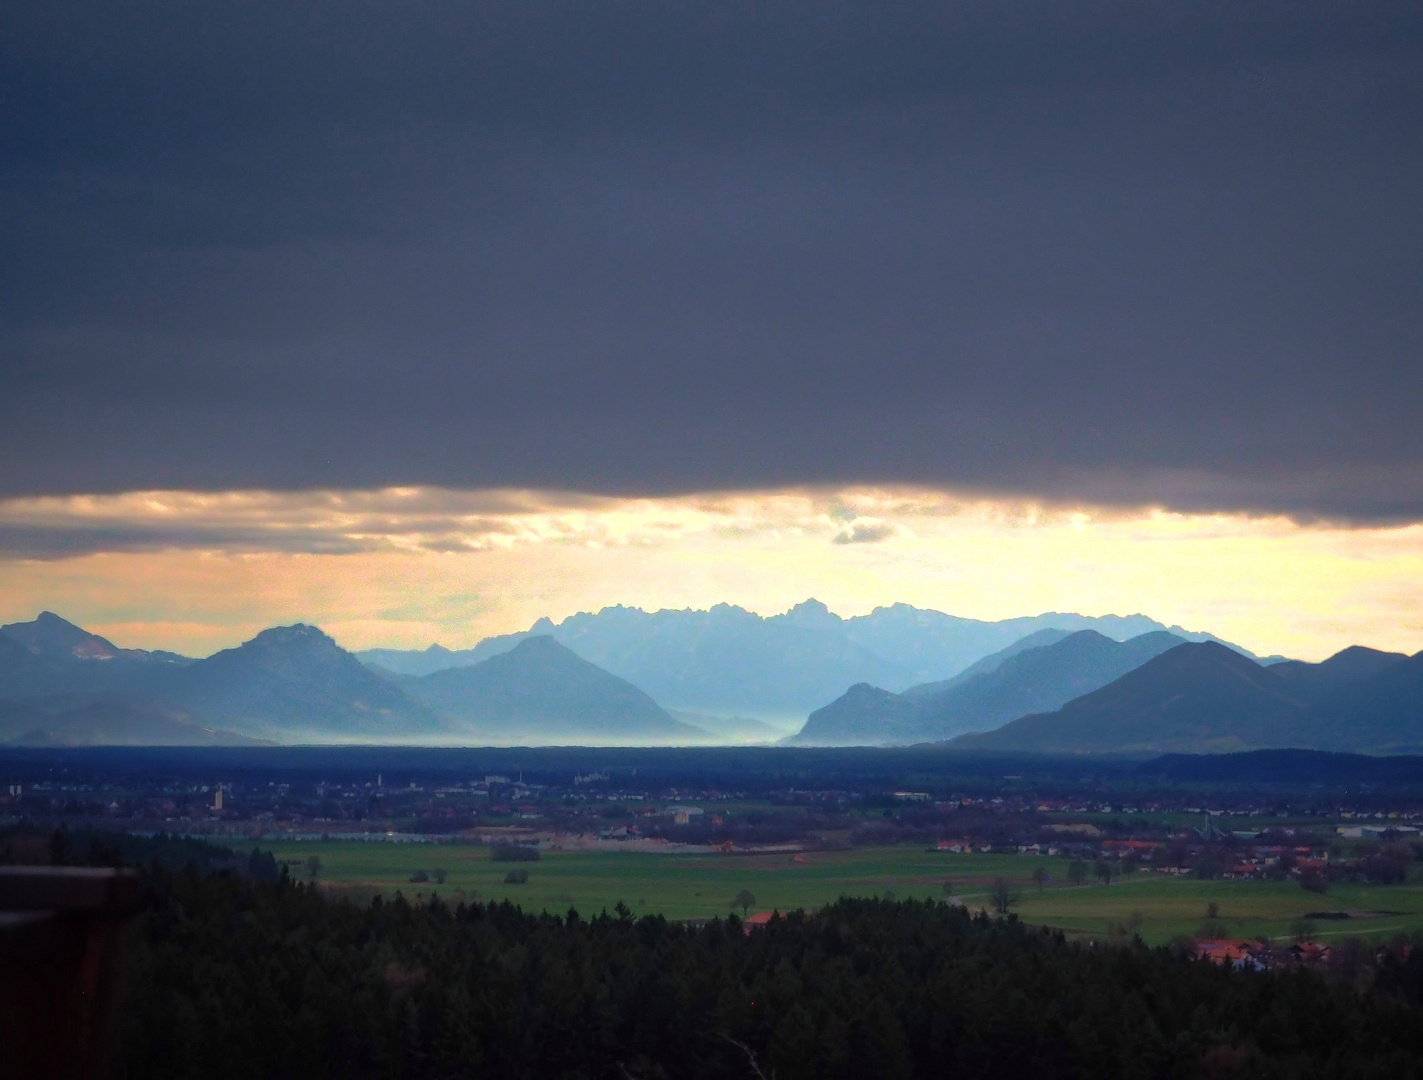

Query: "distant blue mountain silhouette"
left=358, top=601, right=1268, bottom=722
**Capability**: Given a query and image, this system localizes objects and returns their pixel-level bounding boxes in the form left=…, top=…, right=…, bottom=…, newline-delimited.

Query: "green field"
left=261, top=840, right=1423, bottom=946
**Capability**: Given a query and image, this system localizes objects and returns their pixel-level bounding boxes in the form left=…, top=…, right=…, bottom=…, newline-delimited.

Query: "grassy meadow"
left=257, top=839, right=1423, bottom=946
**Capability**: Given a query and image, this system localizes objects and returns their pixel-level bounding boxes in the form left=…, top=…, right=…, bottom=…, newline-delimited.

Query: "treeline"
left=1, top=822, right=237, bottom=873
left=114, top=869, right=1423, bottom=1080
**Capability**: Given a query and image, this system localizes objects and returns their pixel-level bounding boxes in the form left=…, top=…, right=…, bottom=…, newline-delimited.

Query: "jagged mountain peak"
left=208, top=624, right=360, bottom=676
left=776, top=598, right=844, bottom=631
left=243, top=623, right=335, bottom=648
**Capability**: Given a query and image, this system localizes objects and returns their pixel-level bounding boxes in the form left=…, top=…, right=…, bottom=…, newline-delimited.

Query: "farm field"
left=1016, top=876, right=1423, bottom=944
left=259, top=840, right=1423, bottom=945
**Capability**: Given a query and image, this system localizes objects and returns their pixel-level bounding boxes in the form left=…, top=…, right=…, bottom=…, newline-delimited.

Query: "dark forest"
left=113, top=859, right=1423, bottom=1080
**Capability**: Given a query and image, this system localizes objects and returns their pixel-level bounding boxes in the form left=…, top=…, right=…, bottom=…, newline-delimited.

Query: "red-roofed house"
left=1195, top=940, right=1268, bottom=971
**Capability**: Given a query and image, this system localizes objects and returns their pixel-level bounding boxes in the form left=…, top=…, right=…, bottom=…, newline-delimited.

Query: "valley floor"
left=261, top=839, right=1423, bottom=946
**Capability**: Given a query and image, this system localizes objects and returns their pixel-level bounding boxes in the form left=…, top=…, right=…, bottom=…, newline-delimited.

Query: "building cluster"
left=6, top=766, right=1423, bottom=876
left=1193, top=939, right=1341, bottom=971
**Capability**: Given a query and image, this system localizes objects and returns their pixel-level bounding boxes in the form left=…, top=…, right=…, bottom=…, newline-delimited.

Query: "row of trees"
left=945, top=858, right=1121, bottom=916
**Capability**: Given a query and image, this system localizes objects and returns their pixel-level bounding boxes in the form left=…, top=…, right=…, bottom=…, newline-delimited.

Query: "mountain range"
left=0, top=614, right=722, bottom=746
left=0, top=615, right=441, bottom=744
left=950, top=641, right=1422, bottom=755
left=356, top=600, right=1277, bottom=722
left=788, top=630, right=1190, bottom=745
left=0, top=606, right=1415, bottom=754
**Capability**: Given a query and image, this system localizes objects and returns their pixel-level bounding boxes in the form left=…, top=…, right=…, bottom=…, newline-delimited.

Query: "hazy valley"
left=1, top=604, right=1417, bottom=755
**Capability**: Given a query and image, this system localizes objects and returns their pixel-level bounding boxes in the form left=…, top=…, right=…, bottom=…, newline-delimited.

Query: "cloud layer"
left=2, top=2, right=1421, bottom=517
left=0, top=487, right=967, bottom=559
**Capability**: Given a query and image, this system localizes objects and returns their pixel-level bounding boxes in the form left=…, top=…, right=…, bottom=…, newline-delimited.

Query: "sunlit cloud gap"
left=0, top=486, right=1420, bottom=663
left=0, top=486, right=1171, bottom=557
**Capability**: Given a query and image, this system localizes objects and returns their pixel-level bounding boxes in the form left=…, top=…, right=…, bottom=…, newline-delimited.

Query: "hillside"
left=0, top=692, right=262, bottom=747
left=789, top=630, right=1186, bottom=745
left=408, top=635, right=703, bottom=744
left=0, top=631, right=46, bottom=692
left=1297, top=651, right=1423, bottom=753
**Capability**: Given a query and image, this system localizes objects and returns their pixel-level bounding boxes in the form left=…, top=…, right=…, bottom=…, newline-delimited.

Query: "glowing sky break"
left=0, top=486, right=1419, bottom=662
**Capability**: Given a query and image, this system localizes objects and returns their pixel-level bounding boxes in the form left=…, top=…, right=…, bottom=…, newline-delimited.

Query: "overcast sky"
left=2, top=2, right=1421, bottom=656
left=4, top=0, right=1421, bottom=517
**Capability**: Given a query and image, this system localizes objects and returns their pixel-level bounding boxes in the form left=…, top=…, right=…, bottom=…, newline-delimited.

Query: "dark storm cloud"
left=2, top=1, right=1421, bottom=520
left=0, top=524, right=380, bottom=560
left=0, top=488, right=595, bottom=558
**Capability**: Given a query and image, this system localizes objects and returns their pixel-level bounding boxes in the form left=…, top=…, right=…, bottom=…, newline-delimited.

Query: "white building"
left=666, top=805, right=705, bottom=825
